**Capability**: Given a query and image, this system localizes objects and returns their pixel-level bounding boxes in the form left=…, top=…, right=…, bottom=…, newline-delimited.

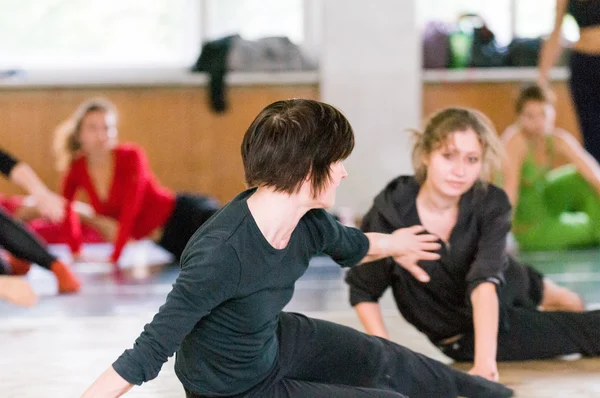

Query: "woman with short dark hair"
left=82, top=99, right=512, bottom=398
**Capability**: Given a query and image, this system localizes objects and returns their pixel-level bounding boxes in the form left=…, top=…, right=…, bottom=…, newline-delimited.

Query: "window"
left=205, top=0, right=304, bottom=43
left=513, top=0, right=555, bottom=40
left=0, top=0, right=201, bottom=69
left=515, top=0, right=580, bottom=42
left=417, top=0, right=580, bottom=46
left=0, top=0, right=309, bottom=70
left=416, top=0, right=512, bottom=45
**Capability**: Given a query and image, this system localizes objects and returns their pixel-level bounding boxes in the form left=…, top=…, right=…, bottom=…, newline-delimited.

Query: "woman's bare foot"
left=540, top=279, right=585, bottom=312
left=0, top=276, right=38, bottom=307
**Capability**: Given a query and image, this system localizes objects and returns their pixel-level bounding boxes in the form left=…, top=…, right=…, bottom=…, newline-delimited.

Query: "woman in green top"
left=502, top=84, right=600, bottom=251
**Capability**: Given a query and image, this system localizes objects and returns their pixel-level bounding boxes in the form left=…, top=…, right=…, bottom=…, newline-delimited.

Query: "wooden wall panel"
left=0, top=85, right=319, bottom=203
left=422, top=81, right=581, bottom=141
left=0, top=81, right=579, bottom=205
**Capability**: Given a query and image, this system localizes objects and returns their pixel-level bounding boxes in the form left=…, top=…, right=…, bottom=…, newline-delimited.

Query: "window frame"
left=0, top=0, right=320, bottom=87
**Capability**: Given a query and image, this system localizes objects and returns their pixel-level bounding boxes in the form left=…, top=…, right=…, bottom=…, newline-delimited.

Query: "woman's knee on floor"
left=540, top=279, right=585, bottom=312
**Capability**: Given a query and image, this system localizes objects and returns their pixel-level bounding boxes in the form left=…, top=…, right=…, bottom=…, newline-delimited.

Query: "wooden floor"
left=1, top=244, right=600, bottom=397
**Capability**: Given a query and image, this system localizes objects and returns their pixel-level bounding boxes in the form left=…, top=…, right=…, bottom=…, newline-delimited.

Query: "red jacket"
left=62, top=144, right=175, bottom=262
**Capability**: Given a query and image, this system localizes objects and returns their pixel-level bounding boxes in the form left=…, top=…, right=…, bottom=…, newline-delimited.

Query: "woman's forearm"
left=539, top=0, right=568, bottom=83
left=354, top=302, right=389, bottom=339
left=81, top=366, right=134, bottom=397
left=471, top=283, right=499, bottom=367
left=576, top=162, right=600, bottom=196
left=9, top=162, right=65, bottom=222
left=539, top=31, right=563, bottom=82
left=556, top=132, right=600, bottom=196
left=9, top=162, right=52, bottom=197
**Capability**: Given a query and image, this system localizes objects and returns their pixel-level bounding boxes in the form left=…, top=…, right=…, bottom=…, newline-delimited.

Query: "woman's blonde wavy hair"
left=411, top=107, right=504, bottom=185
left=53, top=97, right=118, bottom=171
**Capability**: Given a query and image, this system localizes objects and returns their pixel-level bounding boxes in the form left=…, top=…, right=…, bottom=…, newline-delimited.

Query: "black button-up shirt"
left=346, top=176, right=512, bottom=343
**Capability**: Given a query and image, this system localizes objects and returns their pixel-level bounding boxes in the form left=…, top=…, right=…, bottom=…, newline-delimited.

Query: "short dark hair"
left=241, top=99, right=354, bottom=196
left=516, top=84, right=552, bottom=114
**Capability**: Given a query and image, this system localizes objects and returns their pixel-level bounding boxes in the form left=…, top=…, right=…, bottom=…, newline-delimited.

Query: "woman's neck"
left=417, top=180, right=460, bottom=215
left=246, top=187, right=312, bottom=249
left=416, top=180, right=461, bottom=243
left=86, top=148, right=112, bottom=167
left=520, top=128, right=552, bottom=145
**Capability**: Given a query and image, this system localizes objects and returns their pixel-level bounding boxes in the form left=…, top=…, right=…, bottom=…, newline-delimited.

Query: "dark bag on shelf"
left=467, top=15, right=508, bottom=67
left=422, top=20, right=451, bottom=69
left=506, top=37, right=542, bottom=67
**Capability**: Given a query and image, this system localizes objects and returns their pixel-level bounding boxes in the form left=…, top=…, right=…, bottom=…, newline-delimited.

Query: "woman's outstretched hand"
left=390, top=225, right=440, bottom=282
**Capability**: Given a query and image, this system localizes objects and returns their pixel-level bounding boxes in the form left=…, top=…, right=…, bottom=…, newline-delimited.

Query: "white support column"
left=320, top=0, right=421, bottom=216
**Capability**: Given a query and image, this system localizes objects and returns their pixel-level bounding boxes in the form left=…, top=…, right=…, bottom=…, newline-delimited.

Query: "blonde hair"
left=53, top=98, right=118, bottom=171
left=411, top=107, right=504, bottom=184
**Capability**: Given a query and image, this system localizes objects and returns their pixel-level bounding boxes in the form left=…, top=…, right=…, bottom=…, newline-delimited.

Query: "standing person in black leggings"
left=81, top=99, right=513, bottom=398
left=539, top=0, right=600, bottom=162
left=0, top=148, right=80, bottom=296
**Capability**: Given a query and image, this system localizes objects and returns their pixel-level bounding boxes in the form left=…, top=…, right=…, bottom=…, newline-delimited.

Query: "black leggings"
left=185, top=313, right=513, bottom=398
left=500, top=256, right=544, bottom=310
left=439, top=257, right=600, bottom=361
left=570, top=51, right=600, bottom=163
left=440, top=307, right=600, bottom=362
left=0, top=207, right=56, bottom=274
left=158, top=193, right=220, bottom=260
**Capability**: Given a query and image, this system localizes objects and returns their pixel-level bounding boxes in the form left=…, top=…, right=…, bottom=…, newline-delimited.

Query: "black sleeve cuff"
left=466, top=277, right=501, bottom=300
left=0, top=149, right=19, bottom=177
left=336, top=230, right=370, bottom=268
left=345, top=270, right=383, bottom=306
left=348, top=287, right=380, bottom=306
left=112, top=353, right=145, bottom=386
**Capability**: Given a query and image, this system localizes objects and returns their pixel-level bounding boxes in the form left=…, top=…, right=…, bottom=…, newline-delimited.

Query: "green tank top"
left=513, top=135, right=555, bottom=226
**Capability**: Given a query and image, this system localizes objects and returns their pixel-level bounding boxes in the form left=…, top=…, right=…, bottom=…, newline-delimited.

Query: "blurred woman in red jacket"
left=55, top=98, right=219, bottom=269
